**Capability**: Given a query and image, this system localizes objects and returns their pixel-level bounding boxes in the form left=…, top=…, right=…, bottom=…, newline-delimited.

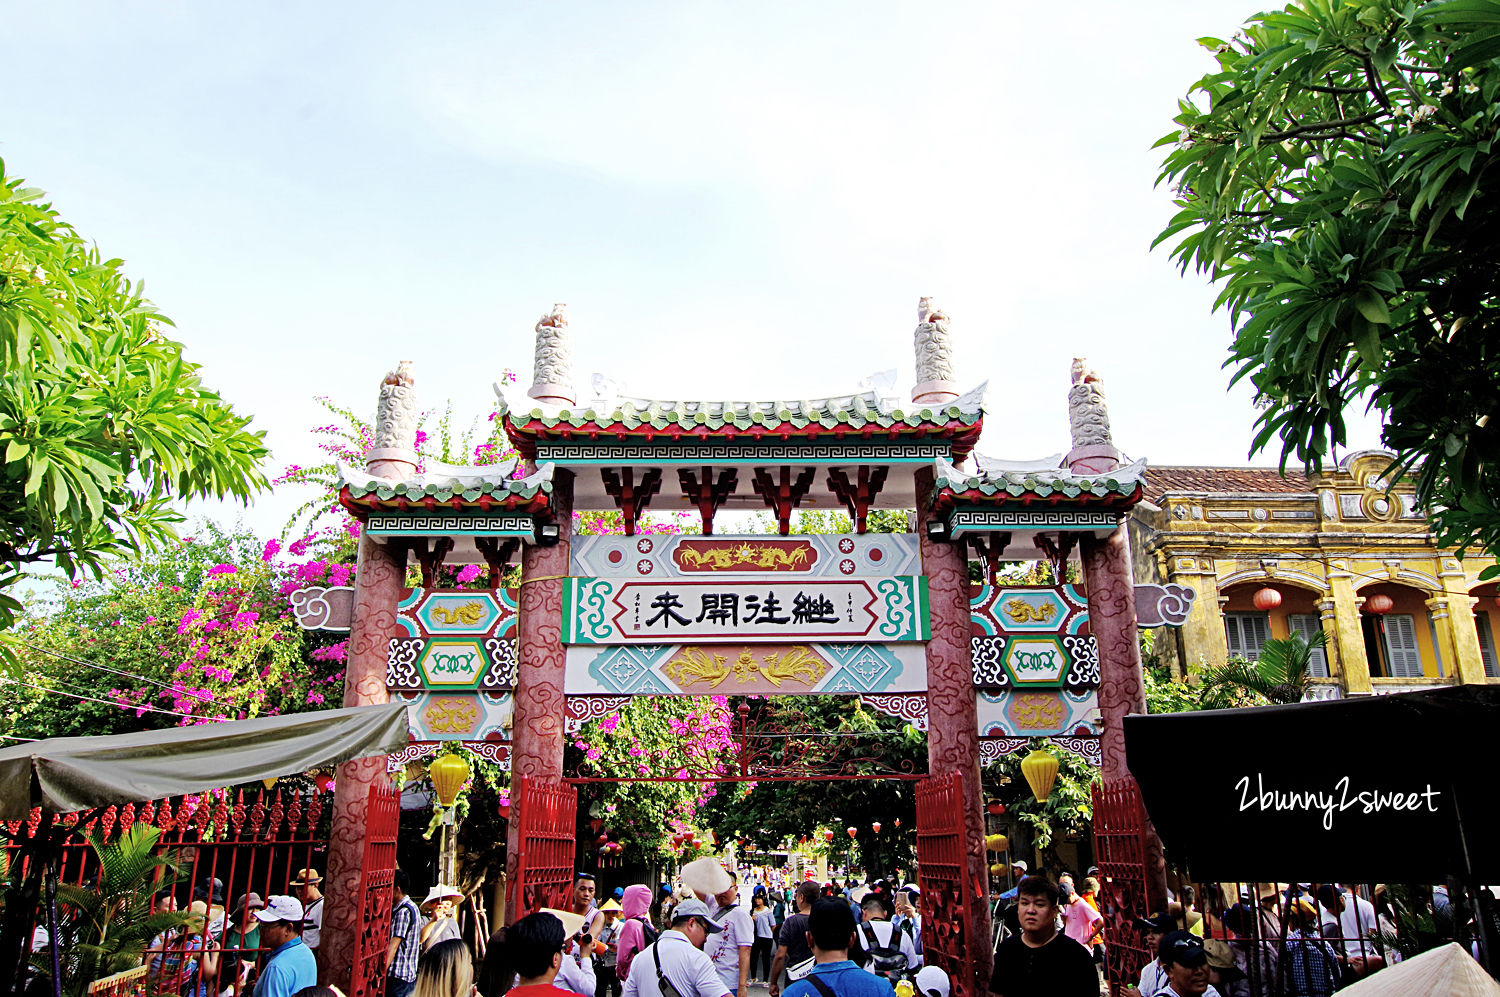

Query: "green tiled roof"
left=337, top=459, right=553, bottom=504
left=935, top=456, right=1147, bottom=500
left=495, top=383, right=986, bottom=434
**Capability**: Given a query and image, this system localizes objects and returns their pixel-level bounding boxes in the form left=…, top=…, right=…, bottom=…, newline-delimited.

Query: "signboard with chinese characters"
left=563, top=576, right=929, bottom=644
left=570, top=533, right=921, bottom=579
left=392, top=691, right=513, bottom=740
left=564, top=642, right=928, bottom=695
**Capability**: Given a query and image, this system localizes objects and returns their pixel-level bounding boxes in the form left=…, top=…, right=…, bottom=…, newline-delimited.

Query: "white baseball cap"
left=255, top=895, right=306, bottom=923
left=915, top=966, right=951, bottom=997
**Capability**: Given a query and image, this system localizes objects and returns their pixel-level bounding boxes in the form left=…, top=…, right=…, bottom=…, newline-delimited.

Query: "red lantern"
left=893, top=818, right=900, bottom=828
left=591, top=818, right=604, bottom=834
left=823, top=830, right=835, bottom=842
left=871, top=822, right=882, bottom=834
left=313, top=773, right=332, bottom=793
left=1252, top=586, right=1282, bottom=611
left=846, top=826, right=857, bottom=839
left=498, top=802, right=511, bottom=819
left=986, top=801, right=1003, bottom=815
left=1365, top=593, right=1394, bottom=615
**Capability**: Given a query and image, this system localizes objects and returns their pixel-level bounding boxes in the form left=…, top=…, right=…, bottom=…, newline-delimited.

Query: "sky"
left=2, top=1, right=1386, bottom=538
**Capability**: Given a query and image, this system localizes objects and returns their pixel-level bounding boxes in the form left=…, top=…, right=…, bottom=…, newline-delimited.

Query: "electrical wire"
left=2, top=677, right=201, bottom=722
left=12, top=638, right=216, bottom=703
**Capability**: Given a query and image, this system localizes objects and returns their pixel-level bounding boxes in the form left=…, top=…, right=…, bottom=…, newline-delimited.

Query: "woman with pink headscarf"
left=614, top=885, right=657, bottom=981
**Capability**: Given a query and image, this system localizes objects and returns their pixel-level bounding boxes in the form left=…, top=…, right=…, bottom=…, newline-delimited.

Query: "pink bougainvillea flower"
left=207, top=563, right=237, bottom=576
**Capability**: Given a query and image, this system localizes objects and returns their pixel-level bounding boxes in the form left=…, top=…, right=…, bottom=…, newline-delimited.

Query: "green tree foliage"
left=568, top=695, right=736, bottom=866
left=982, top=744, right=1096, bottom=852
left=1157, top=0, right=1500, bottom=567
left=3, top=525, right=343, bottom=738
left=49, top=822, right=189, bottom=995
left=1198, top=631, right=1329, bottom=707
left=698, top=696, right=925, bottom=878
left=0, top=162, right=268, bottom=633
left=1143, top=664, right=1213, bottom=714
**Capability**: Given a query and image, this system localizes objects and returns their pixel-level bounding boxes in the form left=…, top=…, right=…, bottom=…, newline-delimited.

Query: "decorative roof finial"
left=369, top=360, right=419, bottom=480
left=528, top=303, right=575, bottom=407
left=912, top=297, right=959, bottom=406
left=1066, top=357, right=1122, bottom=474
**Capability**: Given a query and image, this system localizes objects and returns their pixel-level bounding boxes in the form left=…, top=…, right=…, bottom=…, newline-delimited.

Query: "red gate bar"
left=506, top=774, right=578, bottom=922
left=916, top=772, right=976, bottom=997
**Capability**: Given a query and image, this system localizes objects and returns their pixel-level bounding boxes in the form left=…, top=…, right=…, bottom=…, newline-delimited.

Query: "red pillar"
left=505, top=469, right=574, bottom=919
left=917, top=467, right=992, bottom=992
left=1080, top=525, right=1168, bottom=909
left=322, top=531, right=406, bottom=989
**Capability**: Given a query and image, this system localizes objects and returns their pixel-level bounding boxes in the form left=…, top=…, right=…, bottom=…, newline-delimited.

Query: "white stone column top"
left=912, top=296, right=959, bottom=405
left=370, top=361, right=418, bottom=480
left=528, top=303, right=575, bottom=407
left=1066, top=357, right=1122, bottom=474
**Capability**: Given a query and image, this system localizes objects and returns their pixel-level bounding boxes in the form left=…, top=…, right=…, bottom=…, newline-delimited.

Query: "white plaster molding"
left=1216, top=567, right=1331, bottom=594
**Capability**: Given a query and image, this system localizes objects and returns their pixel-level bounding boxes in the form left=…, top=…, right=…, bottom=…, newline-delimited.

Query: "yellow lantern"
left=430, top=754, right=471, bottom=808
left=984, top=833, right=1008, bottom=853
left=261, top=777, right=278, bottom=790
left=989, top=862, right=1005, bottom=875
left=1020, top=749, right=1060, bottom=802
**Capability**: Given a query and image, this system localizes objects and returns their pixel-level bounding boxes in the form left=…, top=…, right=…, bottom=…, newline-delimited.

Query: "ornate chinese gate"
left=348, top=782, right=401, bottom=997
left=916, top=772, right=977, bottom=997
left=317, top=301, right=1182, bottom=977
left=1093, top=777, right=1153, bottom=997
left=506, top=774, right=579, bottom=918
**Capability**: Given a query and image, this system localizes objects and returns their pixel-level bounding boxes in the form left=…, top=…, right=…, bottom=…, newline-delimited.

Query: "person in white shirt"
left=704, top=874, right=754, bottom=996
left=853, top=893, right=918, bottom=980
left=1315, top=885, right=1383, bottom=976
left=622, top=899, right=732, bottom=997
left=290, top=869, right=324, bottom=950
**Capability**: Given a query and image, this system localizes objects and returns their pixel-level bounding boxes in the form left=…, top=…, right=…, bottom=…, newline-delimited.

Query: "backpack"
left=858, top=922, right=908, bottom=979
left=634, top=915, right=659, bottom=947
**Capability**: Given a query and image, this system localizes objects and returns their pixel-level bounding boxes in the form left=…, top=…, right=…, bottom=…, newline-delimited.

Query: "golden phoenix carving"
left=664, top=645, right=829, bottom=689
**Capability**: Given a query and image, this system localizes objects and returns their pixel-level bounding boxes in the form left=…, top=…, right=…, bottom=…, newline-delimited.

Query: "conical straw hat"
left=1338, top=943, right=1500, bottom=997
left=681, top=856, right=732, bottom=898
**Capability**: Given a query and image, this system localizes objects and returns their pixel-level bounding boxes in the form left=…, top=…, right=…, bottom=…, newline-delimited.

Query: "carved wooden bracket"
left=600, top=467, right=663, bottom=536
left=965, top=532, right=1012, bottom=583
left=474, top=536, right=522, bottom=589
left=825, top=465, right=889, bottom=534
left=677, top=466, right=738, bottom=535
left=751, top=467, right=817, bottom=536
left=1035, top=532, right=1078, bottom=584
left=411, top=537, right=456, bottom=588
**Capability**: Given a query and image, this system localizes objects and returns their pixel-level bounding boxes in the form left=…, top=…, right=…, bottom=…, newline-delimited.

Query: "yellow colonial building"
left=1128, top=451, right=1500, bottom=697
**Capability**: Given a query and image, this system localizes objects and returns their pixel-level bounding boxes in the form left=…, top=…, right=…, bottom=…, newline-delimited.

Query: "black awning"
left=1122, top=684, right=1500, bottom=883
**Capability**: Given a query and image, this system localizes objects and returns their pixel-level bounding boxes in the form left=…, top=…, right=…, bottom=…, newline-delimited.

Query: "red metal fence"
left=916, top=772, right=975, bottom=997
left=506, top=775, right=577, bottom=920
left=1092, top=777, right=1153, bottom=997
left=348, top=783, right=402, bottom=997
left=3, top=787, right=330, bottom=997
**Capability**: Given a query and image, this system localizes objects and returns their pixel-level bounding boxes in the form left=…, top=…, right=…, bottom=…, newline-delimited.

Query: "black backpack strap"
left=807, top=974, right=837, bottom=997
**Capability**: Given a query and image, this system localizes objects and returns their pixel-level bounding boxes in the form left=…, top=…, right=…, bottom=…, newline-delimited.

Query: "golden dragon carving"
left=1002, top=599, right=1058, bottom=624
left=430, top=601, right=486, bottom=626
left=677, top=544, right=812, bottom=570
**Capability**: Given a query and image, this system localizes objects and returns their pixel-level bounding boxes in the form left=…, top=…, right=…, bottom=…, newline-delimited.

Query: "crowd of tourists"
left=118, top=856, right=1474, bottom=997
left=987, top=857, right=1478, bottom=997
left=385, top=861, right=952, bottom=997
left=120, top=868, right=328, bottom=997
